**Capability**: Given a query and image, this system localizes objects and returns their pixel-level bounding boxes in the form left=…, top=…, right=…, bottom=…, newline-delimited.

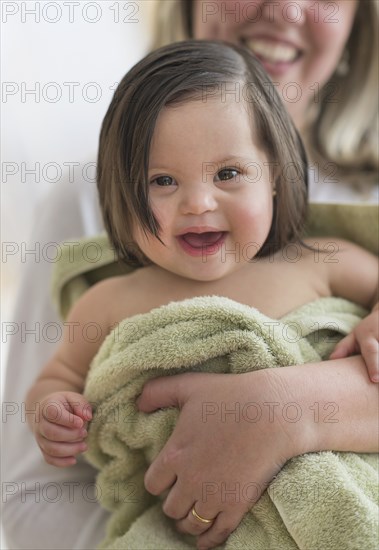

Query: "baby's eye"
left=216, top=168, right=239, bottom=181
left=150, top=175, right=175, bottom=186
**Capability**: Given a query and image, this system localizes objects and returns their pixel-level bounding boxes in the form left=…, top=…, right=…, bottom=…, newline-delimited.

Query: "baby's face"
left=133, top=96, right=273, bottom=283
left=192, top=0, right=358, bottom=129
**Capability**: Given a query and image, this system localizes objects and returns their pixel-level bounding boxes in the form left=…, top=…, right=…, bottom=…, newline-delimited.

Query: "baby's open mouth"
left=180, top=231, right=225, bottom=248
left=177, top=231, right=227, bottom=256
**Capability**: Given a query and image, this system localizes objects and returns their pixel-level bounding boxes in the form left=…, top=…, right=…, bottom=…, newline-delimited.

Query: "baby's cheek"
left=236, top=206, right=272, bottom=248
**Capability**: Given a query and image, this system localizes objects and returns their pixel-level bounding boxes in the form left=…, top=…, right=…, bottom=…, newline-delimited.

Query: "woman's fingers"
left=137, top=376, right=182, bottom=412
left=176, top=507, right=242, bottom=550
left=175, top=504, right=218, bottom=537
left=330, top=324, right=379, bottom=382
left=161, top=484, right=193, bottom=522
left=137, top=372, right=203, bottom=412
left=329, top=332, right=357, bottom=359
left=195, top=510, right=241, bottom=550
left=141, top=372, right=293, bottom=548
left=360, top=336, right=379, bottom=382
left=144, top=448, right=178, bottom=496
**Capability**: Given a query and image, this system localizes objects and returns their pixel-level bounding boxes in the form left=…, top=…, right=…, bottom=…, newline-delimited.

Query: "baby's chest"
left=107, top=254, right=331, bottom=323
left=228, top=258, right=331, bottom=318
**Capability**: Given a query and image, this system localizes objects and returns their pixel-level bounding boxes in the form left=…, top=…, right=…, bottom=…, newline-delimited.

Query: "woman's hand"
left=330, top=306, right=379, bottom=382
left=137, top=370, right=308, bottom=550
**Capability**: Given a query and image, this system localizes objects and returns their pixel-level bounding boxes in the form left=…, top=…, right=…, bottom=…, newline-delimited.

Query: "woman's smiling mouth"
left=245, top=38, right=303, bottom=75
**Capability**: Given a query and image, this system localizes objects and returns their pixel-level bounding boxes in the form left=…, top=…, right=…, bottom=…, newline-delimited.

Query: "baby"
left=26, top=39, right=378, bottom=477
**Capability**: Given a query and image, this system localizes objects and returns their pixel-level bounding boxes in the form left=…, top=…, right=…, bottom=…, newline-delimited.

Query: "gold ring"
left=191, top=506, right=215, bottom=524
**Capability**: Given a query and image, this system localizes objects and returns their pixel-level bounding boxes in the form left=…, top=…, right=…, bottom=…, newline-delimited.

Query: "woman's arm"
left=137, top=357, right=378, bottom=549
left=269, top=355, right=378, bottom=453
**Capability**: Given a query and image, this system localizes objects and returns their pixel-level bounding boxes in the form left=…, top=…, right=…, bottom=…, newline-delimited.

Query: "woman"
left=136, top=6, right=379, bottom=549
left=154, top=0, right=378, bottom=202
left=2, top=1, right=378, bottom=548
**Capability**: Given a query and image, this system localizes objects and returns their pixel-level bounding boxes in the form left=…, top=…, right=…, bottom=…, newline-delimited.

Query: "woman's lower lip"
left=256, top=56, right=300, bottom=77
left=176, top=233, right=227, bottom=257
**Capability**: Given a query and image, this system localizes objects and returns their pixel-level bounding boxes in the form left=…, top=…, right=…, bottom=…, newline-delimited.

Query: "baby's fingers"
left=38, top=437, right=88, bottom=468
left=42, top=402, right=83, bottom=429
left=360, top=337, right=379, bottom=383
left=41, top=397, right=91, bottom=429
left=40, top=421, right=88, bottom=443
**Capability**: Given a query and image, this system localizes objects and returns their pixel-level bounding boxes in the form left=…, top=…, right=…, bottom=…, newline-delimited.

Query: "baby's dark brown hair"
left=97, top=40, right=308, bottom=265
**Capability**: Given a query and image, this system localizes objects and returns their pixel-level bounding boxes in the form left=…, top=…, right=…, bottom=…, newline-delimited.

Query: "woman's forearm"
left=268, top=356, right=379, bottom=455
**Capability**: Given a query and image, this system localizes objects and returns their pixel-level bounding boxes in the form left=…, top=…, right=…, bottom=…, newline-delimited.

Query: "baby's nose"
left=179, top=183, right=218, bottom=215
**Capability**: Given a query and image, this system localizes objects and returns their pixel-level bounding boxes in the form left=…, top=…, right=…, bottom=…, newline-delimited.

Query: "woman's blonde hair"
left=151, top=0, right=378, bottom=188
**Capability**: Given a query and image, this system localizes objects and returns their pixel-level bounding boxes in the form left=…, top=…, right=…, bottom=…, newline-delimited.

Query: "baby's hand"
left=33, top=391, right=92, bottom=467
left=330, top=306, right=379, bottom=383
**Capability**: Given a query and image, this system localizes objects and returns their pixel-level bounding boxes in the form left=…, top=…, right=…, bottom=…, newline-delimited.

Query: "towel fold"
left=83, top=295, right=378, bottom=550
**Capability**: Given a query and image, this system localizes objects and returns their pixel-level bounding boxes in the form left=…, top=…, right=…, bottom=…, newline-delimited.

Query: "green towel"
left=51, top=203, right=378, bottom=319
left=50, top=202, right=378, bottom=549
left=83, top=295, right=378, bottom=550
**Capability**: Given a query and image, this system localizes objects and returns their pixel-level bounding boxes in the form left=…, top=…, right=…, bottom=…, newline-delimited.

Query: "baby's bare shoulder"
left=66, top=270, right=143, bottom=324
left=89, top=271, right=140, bottom=296
left=85, top=268, right=156, bottom=323
left=301, top=237, right=377, bottom=308
left=301, top=236, right=376, bottom=262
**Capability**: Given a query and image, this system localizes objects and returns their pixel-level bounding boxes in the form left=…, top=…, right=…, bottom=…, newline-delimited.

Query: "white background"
left=1, top=7, right=155, bottom=545
left=1, top=0, right=155, bottom=350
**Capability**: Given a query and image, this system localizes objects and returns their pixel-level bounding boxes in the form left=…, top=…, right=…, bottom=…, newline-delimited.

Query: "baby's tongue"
left=182, top=232, right=223, bottom=248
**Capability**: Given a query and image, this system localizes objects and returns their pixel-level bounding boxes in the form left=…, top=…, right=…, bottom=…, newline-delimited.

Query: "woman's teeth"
left=247, top=39, right=299, bottom=63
